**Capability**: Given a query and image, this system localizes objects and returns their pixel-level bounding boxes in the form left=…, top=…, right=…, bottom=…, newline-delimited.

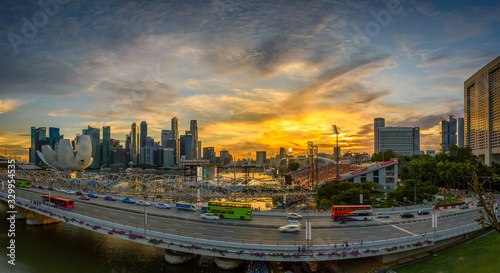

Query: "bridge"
left=8, top=170, right=313, bottom=205
left=1, top=184, right=486, bottom=270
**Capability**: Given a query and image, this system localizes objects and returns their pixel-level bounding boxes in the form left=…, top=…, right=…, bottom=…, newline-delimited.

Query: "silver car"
left=279, top=224, right=301, bottom=233
left=376, top=213, right=390, bottom=218
left=136, top=200, right=151, bottom=206
left=287, top=213, right=303, bottom=220
left=199, top=213, right=220, bottom=220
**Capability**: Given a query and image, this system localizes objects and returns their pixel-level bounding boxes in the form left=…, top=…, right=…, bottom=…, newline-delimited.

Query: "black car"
left=417, top=210, right=430, bottom=215
left=75, top=191, right=83, bottom=196
left=400, top=212, right=414, bottom=218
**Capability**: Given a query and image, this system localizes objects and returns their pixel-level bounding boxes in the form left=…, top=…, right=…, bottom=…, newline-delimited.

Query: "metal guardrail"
left=0, top=192, right=483, bottom=262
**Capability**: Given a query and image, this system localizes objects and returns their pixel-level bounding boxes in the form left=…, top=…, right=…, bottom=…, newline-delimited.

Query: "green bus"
left=207, top=201, right=252, bottom=220
left=15, top=178, right=31, bottom=188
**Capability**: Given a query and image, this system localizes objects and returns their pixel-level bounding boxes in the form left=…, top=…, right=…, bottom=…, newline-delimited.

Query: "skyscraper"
left=30, top=127, right=36, bottom=163
left=84, top=126, right=101, bottom=169
left=171, top=117, right=179, bottom=166
left=279, top=147, right=287, bottom=159
left=203, top=147, right=215, bottom=161
left=140, top=121, right=147, bottom=148
left=465, top=56, right=500, bottom=164
left=140, top=136, right=154, bottom=165
left=374, top=118, right=385, bottom=154
left=457, top=117, right=465, bottom=148
left=49, top=127, right=60, bottom=149
left=34, top=127, right=46, bottom=164
left=103, top=126, right=111, bottom=168
left=439, top=115, right=457, bottom=153
left=180, top=134, right=186, bottom=161
left=125, top=134, right=131, bottom=150
left=161, top=130, right=173, bottom=148
left=198, top=140, right=202, bottom=159
left=256, top=151, right=266, bottom=166
left=184, top=131, right=194, bottom=160
left=131, top=122, right=139, bottom=166
left=190, top=120, right=198, bottom=159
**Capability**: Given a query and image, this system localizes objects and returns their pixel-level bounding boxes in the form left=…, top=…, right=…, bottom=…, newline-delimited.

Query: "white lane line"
left=390, top=224, right=417, bottom=236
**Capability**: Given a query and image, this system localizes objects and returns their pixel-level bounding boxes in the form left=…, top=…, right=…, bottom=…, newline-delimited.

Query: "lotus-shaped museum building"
left=36, top=135, right=93, bottom=171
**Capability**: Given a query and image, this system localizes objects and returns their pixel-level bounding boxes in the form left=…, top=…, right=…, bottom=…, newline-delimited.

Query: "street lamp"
left=332, top=125, right=339, bottom=181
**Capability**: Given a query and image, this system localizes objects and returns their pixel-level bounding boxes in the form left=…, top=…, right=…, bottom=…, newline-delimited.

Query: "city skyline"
left=1, top=0, right=500, bottom=161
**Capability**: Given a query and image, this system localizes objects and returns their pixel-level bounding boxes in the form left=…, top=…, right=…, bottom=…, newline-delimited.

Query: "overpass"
left=0, top=186, right=486, bottom=270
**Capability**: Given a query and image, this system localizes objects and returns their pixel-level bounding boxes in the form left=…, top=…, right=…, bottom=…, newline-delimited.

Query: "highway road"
left=8, top=187, right=480, bottom=246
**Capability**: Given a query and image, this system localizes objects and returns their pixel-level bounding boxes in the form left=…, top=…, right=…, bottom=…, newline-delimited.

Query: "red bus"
left=331, top=205, right=373, bottom=221
left=43, top=195, right=75, bottom=209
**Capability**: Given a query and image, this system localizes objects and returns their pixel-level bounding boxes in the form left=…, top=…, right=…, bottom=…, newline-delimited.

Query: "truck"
left=175, top=202, right=196, bottom=212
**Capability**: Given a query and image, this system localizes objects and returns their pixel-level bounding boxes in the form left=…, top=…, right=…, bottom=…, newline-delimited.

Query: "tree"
left=289, top=162, right=300, bottom=172
left=467, top=165, right=500, bottom=233
left=371, top=150, right=398, bottom=162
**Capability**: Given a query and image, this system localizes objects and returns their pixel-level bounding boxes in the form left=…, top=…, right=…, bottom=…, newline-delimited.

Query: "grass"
left=395, top=231, right=500, bottom=273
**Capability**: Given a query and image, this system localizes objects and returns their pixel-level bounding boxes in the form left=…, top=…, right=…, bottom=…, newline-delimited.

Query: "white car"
left=67, top=190, right=76, bottom=195
left=199, top=213, right=220, bottom=220
left=376, top=213, right=390, bottom=218
left=155, top=203, right=170, bottom=209
left=279, top=224, right=301, bottom=233
left=287, top=213, right=303, bottom=220
left=136, top=200, right=151, bottom=206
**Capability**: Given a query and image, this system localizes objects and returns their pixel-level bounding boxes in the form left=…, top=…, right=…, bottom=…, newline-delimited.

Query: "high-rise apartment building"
left=457, top=117, right=465, bottom=148
left=131, top=122, right=139, bottom=166
left=103, top=126, right=111, bottom=168
left=439, top=115, right=457, bottom=153
left=374, top=119, right=420, bottom=157
left=465, top=56, right=500, bottom=164
left=374, top=118, right=385, bottom=153
left=171, top=117, right=179, bottom=166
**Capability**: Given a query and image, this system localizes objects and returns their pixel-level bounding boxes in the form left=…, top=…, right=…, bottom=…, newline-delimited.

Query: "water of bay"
left=0, top=202, right=246, bottom=273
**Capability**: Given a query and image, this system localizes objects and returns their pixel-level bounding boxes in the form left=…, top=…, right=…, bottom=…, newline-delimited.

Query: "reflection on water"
left=0, top=202, right=246, bottom=273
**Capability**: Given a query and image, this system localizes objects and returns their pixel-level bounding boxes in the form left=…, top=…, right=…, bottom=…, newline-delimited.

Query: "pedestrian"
left=361, top=240, right=363, bottom=246
left=298, top=245, right=301, bottom=253
left=334, top=243, right=336, bottom=249
left=351, top=243, right=354, bottom=251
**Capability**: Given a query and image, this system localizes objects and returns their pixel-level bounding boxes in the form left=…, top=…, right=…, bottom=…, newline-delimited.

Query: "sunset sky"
left=1, top=0, right=500, bottom=161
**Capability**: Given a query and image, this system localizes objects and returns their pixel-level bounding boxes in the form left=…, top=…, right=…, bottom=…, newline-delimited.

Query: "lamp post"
left=332, top=125, right=339, bottom=181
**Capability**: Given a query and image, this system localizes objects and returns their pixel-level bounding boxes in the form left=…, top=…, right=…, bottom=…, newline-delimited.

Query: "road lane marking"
left=390, top=224, right=417, bottom=236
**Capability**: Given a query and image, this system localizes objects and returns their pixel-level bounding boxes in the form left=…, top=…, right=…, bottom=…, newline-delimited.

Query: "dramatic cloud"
left=0, top=99, right=25, bottom=114
left=1, top=0, right=500, bottom=160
